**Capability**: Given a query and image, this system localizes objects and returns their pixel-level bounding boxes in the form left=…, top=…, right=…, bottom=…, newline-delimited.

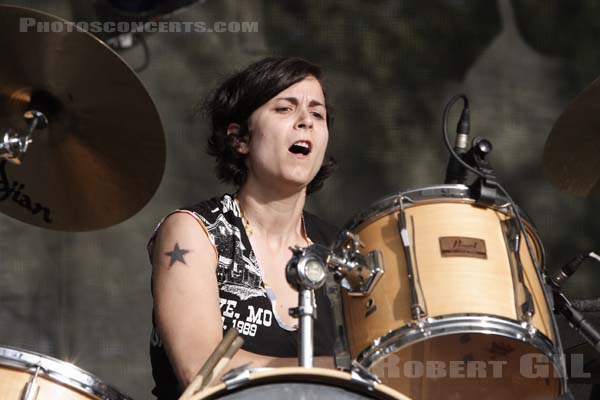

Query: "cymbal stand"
left=286, top=246, right=328, bottom=367
left=0, top=110, right=47, bottom=164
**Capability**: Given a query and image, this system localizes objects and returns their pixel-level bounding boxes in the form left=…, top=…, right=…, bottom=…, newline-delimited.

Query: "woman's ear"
left=226, top=123, right=249, bottom=155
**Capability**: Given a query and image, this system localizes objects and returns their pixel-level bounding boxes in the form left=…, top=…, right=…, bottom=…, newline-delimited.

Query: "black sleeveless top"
left=148, top=194, right=337, bottom=399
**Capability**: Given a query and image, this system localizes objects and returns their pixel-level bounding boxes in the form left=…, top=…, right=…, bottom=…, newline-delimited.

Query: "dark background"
left=0, top=0, right=599, bottom=398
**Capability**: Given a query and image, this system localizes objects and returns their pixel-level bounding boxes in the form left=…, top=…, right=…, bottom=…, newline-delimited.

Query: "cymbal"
left=544, top=77, right=600, bottom=198
left=0, top=5, right=165, bottom=231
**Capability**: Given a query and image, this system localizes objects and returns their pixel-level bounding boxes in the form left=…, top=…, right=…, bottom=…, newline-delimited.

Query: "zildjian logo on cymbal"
left=0, top=161, right=52, bottom=223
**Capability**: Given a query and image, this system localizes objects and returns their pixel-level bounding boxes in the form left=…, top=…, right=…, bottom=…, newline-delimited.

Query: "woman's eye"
left=276, top=107, right=291, bottom=112
left=311, top=112, right=324, bottom=119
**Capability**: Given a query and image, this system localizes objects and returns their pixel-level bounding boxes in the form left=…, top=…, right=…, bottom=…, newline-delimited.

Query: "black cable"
left=442, top=94, right=485, bottom=179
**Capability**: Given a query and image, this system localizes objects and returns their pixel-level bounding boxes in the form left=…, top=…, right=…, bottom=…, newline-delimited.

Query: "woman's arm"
left=151, top=212, right=332, bottom=389
left=151, top=212, right=224, bottom=387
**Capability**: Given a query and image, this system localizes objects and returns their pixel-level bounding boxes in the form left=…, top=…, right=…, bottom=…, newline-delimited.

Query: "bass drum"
left=195, top=367, right=412, bottom=399
left=333, top=185, right=566, bottom=400
left=0, top=345, right=132, bottom=399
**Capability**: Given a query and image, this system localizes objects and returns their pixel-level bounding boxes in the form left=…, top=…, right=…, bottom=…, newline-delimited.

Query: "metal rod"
left=298, top=289, right=316, bottom=367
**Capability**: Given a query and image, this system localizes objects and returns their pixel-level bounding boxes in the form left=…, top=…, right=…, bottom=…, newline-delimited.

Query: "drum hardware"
left=286, top=245, right=329, bottom=367
left=286, top=242, right=383, bottom=368
left=0, top=110, right=47, bottom=164
left=349, top=360, right=381, bottom=391
left=190, top=367, right=413, bottom=400
left=502, top=217, right=536, bottom=325
left=22, top=364, right=42, bottom=400
left=465, top=137, right=501, bottom=207
left=218, top=365, right=268, bottom=391
left=397, top=196, right=426, bottom=321
left=218, top=362, right=382, bottom=393
left=325, top=274, right=352, bottom=371
left=327, top=231, right=384, bottom=296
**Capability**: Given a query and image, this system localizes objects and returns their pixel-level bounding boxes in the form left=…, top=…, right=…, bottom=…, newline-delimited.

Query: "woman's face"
left=242, top=76, right=329, bottom=192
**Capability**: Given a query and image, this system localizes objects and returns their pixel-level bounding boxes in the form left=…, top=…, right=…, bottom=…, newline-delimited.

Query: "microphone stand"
left=553, top=289, right=600, bottom=353
left=549, top=252, right=600, bottom=353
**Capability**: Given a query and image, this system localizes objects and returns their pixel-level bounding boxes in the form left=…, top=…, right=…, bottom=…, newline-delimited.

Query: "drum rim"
left=332, top=183, right=546, bottom=275
left=0, top=345, right=132, bottom=400
left=200, top=367, right=409, bottom=400
left=334, top=184, right=536, bottom=239
left=355, top=313, right=565, bottom=386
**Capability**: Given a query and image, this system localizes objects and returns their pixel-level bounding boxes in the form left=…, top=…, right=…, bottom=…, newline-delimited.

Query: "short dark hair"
left=204, top=56, right=335, bottom=194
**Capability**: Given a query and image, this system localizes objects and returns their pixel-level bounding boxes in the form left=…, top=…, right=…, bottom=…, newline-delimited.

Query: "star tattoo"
left=165, top=242, right=190, bottom=268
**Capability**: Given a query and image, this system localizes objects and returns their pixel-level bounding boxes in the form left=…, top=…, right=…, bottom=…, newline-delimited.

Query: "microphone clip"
left=466, top=136, right=499, bottom=206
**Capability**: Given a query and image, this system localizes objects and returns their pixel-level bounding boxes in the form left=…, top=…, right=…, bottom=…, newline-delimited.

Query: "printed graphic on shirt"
left=197, top=196, right=266, bottom=301
left=220, top=297, right=273, bottom=337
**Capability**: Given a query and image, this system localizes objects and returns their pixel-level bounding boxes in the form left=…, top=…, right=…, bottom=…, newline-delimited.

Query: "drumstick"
left=179, top=328, right=244, bottom=400
left=183, top=338, right=245, bottom=400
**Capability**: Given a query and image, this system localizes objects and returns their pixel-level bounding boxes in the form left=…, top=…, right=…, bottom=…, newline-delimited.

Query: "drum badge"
left=439, top=236, right=487, bottom=259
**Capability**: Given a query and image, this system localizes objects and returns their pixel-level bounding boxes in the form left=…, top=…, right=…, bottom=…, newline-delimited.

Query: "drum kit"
left=0, top=4, right=599, bottom=400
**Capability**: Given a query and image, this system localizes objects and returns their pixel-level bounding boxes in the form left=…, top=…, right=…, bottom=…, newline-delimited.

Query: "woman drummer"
left=148, top=56, right=337, bottom=399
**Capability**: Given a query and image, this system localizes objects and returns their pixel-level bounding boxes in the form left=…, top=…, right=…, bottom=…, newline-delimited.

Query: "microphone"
left=554, top=291, right=600, bottom=352
left=444, top=99, right=470, bottom=184
left=549, top=252, right=599, bottom=288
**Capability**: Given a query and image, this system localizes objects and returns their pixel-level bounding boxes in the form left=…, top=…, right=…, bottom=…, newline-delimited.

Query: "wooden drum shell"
left=337, top=189, right=563, bottom=400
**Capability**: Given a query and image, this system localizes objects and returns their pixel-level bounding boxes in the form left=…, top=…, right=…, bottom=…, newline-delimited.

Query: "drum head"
left=198, top=367, right=411, bottom=400
left=369, top=331, right=562, bottom=400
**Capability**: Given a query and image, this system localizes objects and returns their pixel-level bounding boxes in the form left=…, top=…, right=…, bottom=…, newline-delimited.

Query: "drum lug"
left=350, top=361, right=381, bottom=391
left=501, top=217, right=537, bottom=322
left=521, top=322, right=538, bottom=338
left=22, top=365, right=41, bottom=400
left=412, top=319, right=431, bottom=336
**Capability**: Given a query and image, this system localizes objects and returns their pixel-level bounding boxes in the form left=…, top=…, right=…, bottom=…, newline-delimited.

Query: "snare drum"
left=333, top=185, right=566, bottom=400
left=0, top=345, right=132, bottom=399
left=194, top=367, right=411, bottom=399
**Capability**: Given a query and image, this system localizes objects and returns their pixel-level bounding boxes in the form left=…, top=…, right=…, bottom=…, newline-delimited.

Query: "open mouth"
left=289, top=140, right=311, bottom=156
